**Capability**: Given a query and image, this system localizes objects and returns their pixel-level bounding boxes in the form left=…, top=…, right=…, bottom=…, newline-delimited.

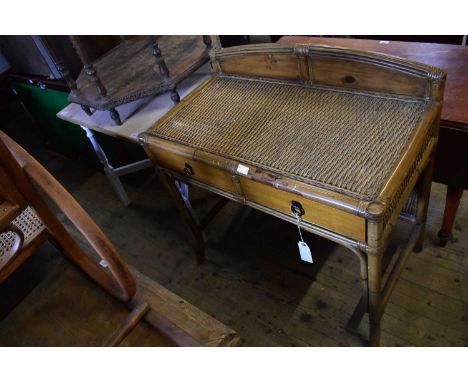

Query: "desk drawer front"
left=239, top=177, right=366, bottom=242
left=145, top=139, right=238, bottom=195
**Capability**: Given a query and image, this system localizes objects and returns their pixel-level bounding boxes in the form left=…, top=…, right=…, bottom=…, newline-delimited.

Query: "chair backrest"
left=0, top=132, right=240, bottom=347
left=0, top=131, right=135, bottom=302
left=0, top=140, right=31, bottom=273
left=0, top=154, right=26, bottom=231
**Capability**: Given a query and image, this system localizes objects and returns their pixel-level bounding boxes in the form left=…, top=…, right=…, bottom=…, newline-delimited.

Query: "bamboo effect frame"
left=141, top=43, right=446, bottom=346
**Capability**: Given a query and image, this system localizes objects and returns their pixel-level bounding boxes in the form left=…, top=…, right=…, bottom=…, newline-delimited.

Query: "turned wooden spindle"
left=203, top=35, right=212, bottom=49
left=109, top=108, right=122, bottom=126
left=83, top=63, right=107, bottom=97
left=39, top=36, right=78, bottom=92
left=70, top=36, right=108, bottom=97
left=80, top=105, right=92, bottom=115
left=148, top=36, right=180, bottom=104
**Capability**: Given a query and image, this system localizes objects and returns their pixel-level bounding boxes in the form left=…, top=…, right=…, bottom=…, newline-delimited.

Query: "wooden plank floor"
left=41, top=151, right=468, bottom=346
left=0, top=124, right=466, bottom=345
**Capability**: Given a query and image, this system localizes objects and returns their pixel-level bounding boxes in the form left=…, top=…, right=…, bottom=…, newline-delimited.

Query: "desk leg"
left=158, top=174, right=205, bottom=263
left=414, top=157, right=435, bottom=252
left=438, top=186, right=464, bottom=246
left=81, top=127, right=153, bottom=207
left=367, top=251, right=382, bottom=347
left=346, top=270, right=368, bottom=333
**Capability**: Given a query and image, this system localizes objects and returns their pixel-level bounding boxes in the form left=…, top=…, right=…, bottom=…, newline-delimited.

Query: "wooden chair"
left=0, top=131, right=238, bottom=346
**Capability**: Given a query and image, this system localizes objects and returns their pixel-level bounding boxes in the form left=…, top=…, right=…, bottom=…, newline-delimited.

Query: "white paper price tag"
left=298, top=241, right=313, bottom=263
left=237, top=164, right=249, bottom=175
left=99, top=259, right=109, bottom=268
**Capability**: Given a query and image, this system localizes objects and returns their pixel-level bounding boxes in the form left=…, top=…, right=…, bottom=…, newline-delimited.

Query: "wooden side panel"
left=131, top=267, right=239, bottom=346
left=0, top=202, right=21, bottom=231
left=240, top=177, right=366, bottom=242
left=311, top=58, right=427, bottom=97
left=216, top=53, right=308, bottom=81
left=0, top=164, right=26, bottom=208
left=145, top=138, right=238, bottom=195
left=0, top=150, right=27, bottom=231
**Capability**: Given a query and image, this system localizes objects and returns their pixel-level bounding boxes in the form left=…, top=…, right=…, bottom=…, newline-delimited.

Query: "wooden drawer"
left=239, top=177, right=366, bottom=242
left=144, top=136, right=366, bottom=242
left=144, top=137, right=238, bottom=195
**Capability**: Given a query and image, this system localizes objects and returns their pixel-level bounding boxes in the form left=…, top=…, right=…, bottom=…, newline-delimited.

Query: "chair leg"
left=438, top=186, right=464, bottom=246
left=158, top=173, right=205, bottom=263
left=104, top=301, right=150, bottom=346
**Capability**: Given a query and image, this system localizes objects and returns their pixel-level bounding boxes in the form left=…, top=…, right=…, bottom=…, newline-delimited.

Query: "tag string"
left=294, top=213, right=304, bottom=242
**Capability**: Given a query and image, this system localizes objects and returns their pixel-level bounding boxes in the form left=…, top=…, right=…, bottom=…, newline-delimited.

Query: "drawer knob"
left=183, top=163, right=194, bottom=176
left=291, top=200, right=305, bottom=217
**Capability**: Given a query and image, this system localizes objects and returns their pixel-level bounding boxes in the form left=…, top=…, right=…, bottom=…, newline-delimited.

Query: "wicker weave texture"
left=149, top=76, right=429, bottom=200
left=0, top=207, right=44, bottom=259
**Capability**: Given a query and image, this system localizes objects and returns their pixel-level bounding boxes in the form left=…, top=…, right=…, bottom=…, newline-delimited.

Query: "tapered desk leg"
left=438, top=186, right=464, bottom=246
left=346, top=276, right=368, bottom=333
left=158, top=173, right=205, bottom=263
left=346, top=248, right=368, bottom=333
left=367, top=251, right=382, bottom=347
left=414, top=157, right=435, bottom=253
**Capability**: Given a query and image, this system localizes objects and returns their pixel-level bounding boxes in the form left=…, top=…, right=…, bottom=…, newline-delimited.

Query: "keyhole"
left=291, top=201, right=305, bottom=216
left=343, top=75, right=356, bottom=84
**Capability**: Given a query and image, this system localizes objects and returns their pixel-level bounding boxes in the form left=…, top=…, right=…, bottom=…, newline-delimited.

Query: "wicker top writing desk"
left=140, top=44, right=446, bottom=346
left=278, top=36, right=468, bottom=246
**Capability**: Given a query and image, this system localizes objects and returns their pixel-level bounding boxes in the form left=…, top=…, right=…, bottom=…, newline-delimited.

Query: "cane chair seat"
left=0, top=131, right=239, bottom=346
left=0, top=207, right=45, bottom=268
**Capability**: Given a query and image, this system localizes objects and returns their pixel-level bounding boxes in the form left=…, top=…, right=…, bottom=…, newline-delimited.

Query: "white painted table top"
left=57, top=64, right=212, bottom=143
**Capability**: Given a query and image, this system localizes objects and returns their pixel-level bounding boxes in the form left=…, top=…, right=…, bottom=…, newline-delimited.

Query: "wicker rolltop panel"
left=148, top=75, right=430, bottom=201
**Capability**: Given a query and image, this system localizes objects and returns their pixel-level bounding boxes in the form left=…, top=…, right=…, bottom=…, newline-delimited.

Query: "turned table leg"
left=80, top=126, right=130, bottom=206
left=438, top=186, right=464, bottom=246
